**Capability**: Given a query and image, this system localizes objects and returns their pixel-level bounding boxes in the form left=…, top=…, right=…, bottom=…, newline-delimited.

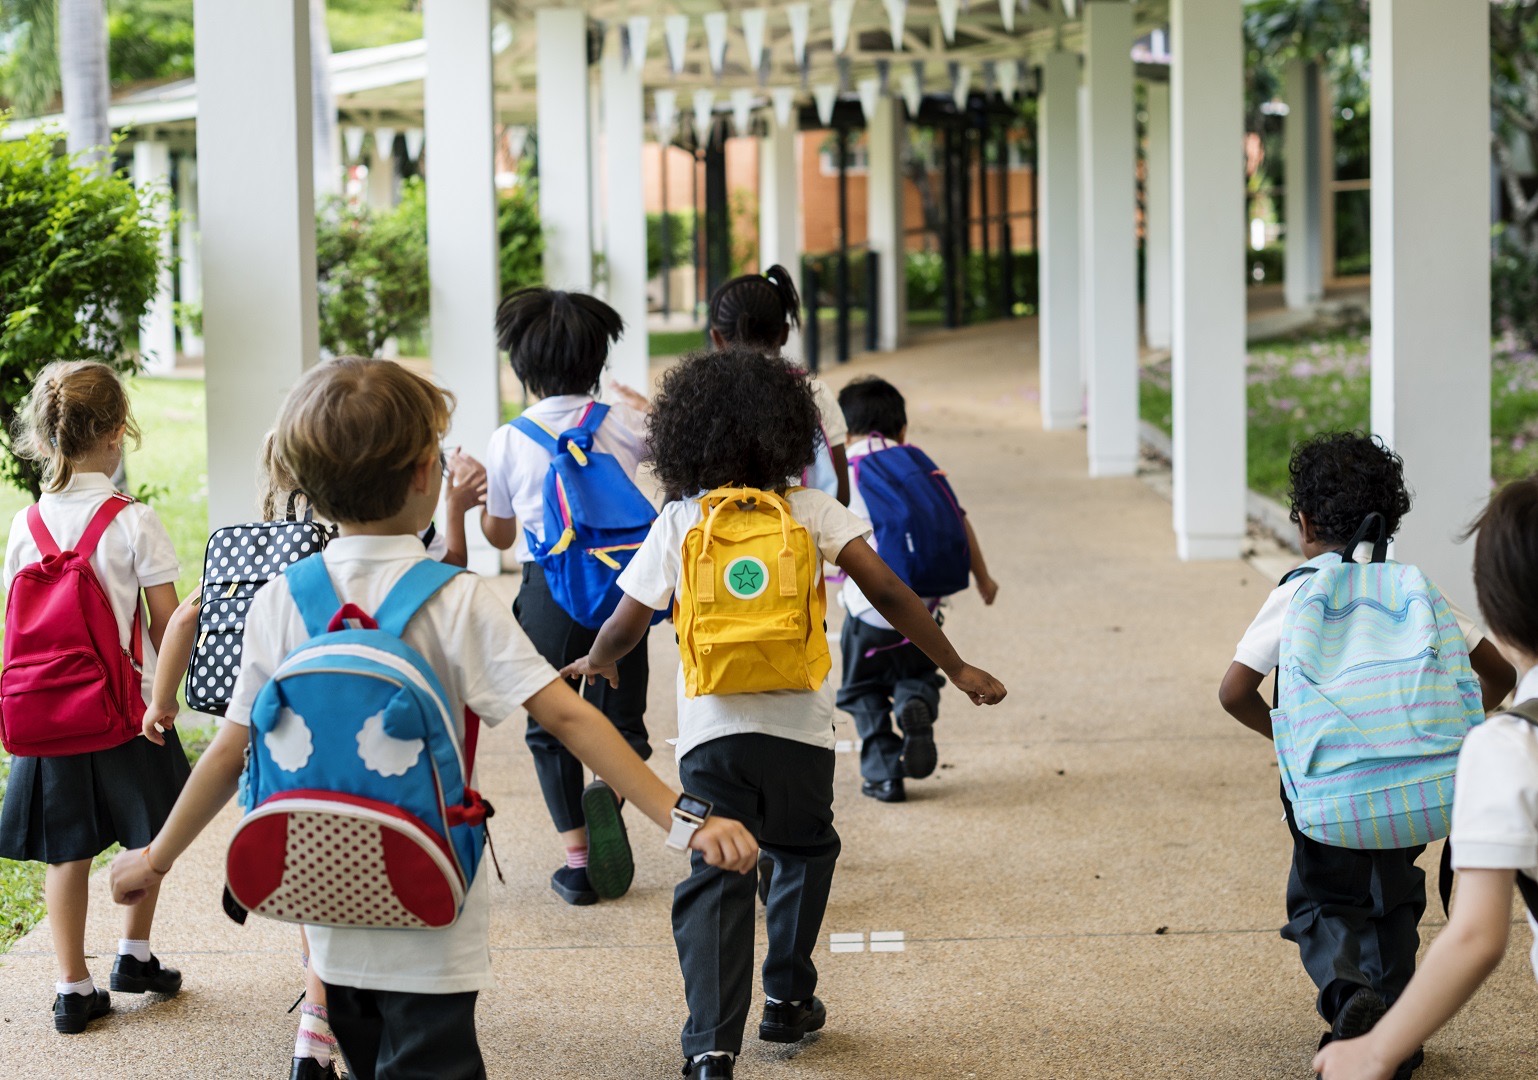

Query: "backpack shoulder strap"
left=511, top=414, right=559, bottom=453
left=1487, top=700, right=1538, bottom=919
left=1504, top=700, right=1538, bottom=728
left=577, top=402, right=609, bottom=432
left=74, top=494, right=135, bottom=559
left=1278, top=564, right=1320, bottom=588
left=284, top=554, right=344, bottom=639
left=26, top=504, right=60, bottom=557
left=373, top=559, right=463, bottom=639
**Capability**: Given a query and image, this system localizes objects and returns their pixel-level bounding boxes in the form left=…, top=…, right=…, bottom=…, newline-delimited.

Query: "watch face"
left=677, top=794, right=712, bottom=819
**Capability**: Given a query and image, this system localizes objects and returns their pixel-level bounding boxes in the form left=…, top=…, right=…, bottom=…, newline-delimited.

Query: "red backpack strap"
left=463, top=708, right=481, bottom=777
left=74, top=494, right=135, bottom=560
left=25, top=505, right=60, bottom=557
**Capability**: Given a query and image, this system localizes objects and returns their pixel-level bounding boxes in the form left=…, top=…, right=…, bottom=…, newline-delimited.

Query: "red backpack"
left=0, top=493, right=146, bottom=757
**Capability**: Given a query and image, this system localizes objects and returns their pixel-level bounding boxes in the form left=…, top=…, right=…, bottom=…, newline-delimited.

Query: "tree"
left=0, top=124, right=168, bottom=496
left=315, top=178, right=430, bottom=358
left=1491, top=1, right=1538, bottom=349
left=57, top=0, right=110, bottom=164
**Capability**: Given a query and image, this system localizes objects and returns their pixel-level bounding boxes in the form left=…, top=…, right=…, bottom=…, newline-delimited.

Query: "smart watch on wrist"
left=665, top=792, right=713, bottom=851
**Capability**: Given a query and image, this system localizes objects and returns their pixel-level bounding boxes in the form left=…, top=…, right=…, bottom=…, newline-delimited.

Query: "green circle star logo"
left=724, top=556, right=770, bottom=600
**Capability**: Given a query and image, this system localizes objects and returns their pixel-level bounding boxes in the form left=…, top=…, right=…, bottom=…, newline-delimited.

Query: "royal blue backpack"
left=513, top=403, right=660, bottom=629
left=850, top=437, right=971, bottom=597
left=224, top=556, right=491, bottom=930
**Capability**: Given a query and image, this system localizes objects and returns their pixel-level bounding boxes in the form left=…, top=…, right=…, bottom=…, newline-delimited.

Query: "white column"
left=175, top=154, right=204, bottom=359
left=133, top=139, right=177, bottom=375
left=1171, top=0, right=1245, bottom=561
left=1283, top=59, right=1324, bottom=310
left=601, top=30, right=650, bottom=391
left=366, top=136, right=396, bottom=208
left=193, top=0, right=318, bottom=529
left=537, top=9, right=594, bottom=290
left=425, top=0, right=501, bottom=576
left=1082, top=0, right=1139, bottom=476
left=1143, top=80, right=1172, bottom=352
left=759, top=115, right=804, bottom=364
left=1370, top=0, right=1490, bottom=604
left=866, top=94, right=907, bottom=352
left=1038, top=51, right=1083, bottom=430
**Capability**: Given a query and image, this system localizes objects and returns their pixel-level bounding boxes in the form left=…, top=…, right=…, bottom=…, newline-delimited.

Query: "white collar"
left=526, top=394, right=595, bottom=416
left=1515, top=666, right=1538, bottom=705
left=324, top=534, right=432, bottom=561
left=59, top=472, right=116, bottom=494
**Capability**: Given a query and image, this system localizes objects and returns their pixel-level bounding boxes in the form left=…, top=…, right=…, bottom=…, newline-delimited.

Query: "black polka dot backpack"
left=185, top=492, right=336, bottom=716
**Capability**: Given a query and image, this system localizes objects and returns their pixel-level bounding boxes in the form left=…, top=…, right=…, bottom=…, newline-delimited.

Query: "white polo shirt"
left=3, top=472, right=180, bottom=705
left=225, top=534, right=560, bottom=994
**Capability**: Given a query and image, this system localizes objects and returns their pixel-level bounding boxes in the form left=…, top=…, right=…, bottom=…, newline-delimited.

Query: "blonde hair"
left=256, top=430, right=306, bottom=521
left=274, top=357, right=452, bottom=524
left=14, top=361, right=139, bottom=493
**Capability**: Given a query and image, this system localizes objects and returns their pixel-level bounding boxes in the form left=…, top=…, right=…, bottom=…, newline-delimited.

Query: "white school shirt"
left=800, top=379, right=849, bottom=498
left=618, top=489, right=871, bottom=760
left=1450, top=664, right=1538, bottom=983
left=224, top=534, right=560, bottom=994
left=484, top=395, right=649, bottom=564
left=2, top=472, right=180, bottom=706
left=839, top=436, right=946, bottom=632
left=1232, top=544, right=1485, bottom=676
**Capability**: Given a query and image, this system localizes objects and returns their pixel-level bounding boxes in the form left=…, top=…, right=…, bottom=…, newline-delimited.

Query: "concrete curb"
left=1138, top=421, right=1300, bottom=554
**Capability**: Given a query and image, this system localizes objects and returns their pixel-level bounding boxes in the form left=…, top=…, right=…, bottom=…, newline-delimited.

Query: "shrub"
left=315, top=178, right=431, bottom=358
left=647, top=210, right=693, bottom=278
left=1493, top=224, right=1538, bottom=354
left=498, top=182, right=543, bottom=295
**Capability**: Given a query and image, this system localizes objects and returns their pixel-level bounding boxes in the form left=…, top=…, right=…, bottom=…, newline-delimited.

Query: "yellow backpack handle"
left=695, top=487, right=800, bottom=602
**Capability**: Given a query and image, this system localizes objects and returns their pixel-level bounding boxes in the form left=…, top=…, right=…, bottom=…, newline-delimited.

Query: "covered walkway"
left=0, top=322, right=1531, bottom=1078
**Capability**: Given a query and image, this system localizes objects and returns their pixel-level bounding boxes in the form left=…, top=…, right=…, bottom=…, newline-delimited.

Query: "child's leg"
left=331, top=986, right=482, bottom=1080
left=835, top=619, right=901, bottom=782
left=121, top=877, right=162, bottom=941
left=322, top=984, right=385, bottom=1080
left=891, top=644, right=945, bottom=780
left=296, top=928, right=338, bottom=1068
left=758, top=742, right=840, bottom=1007
left=45, top=860, right=92, bottom=984
left=1362, top=846, right=1429, bottom=1007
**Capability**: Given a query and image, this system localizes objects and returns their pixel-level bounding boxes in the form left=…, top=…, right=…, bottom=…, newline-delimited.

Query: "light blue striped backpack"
left=1273, top=514, right=1485, bottom=850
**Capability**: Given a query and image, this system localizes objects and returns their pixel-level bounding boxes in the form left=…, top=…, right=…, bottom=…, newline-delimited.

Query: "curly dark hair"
left=1471, top=477, right=1538, bottom=655
left=648, top=346, right=820, bottom=497
left=1287, top=431, right=1413, bottom=545
left=708, top=265, right=801, bottom=349
left=495, top=287, right=623, bottom=399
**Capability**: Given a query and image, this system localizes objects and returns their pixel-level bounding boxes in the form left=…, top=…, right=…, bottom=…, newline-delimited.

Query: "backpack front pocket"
left=690, top=609, right=811, bottom=695
left=0, top=650, right=118, bottom=754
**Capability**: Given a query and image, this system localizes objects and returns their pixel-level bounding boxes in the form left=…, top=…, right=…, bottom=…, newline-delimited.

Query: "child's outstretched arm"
left=562, top=596, right=656, bottom=687
left=442, top=449, right=488, bottom=568
left=144, top=589, right=201, bottom=744
left=1470, top=639, right=1517, bottom=711
left=1218, top=662, right=1273, bottom=738
left=1313, top=867, right=1515, bottom=1080
left=837, top=537, right=1005, bottom=705
left=964, top=518, right=998, bottom=605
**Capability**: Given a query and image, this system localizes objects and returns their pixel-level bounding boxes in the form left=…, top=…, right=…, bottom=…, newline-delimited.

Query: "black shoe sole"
left=54, top=996, right=110, bottom=1034
left=550, top=875, right=599, bottom=906
left=582, top=782, right=634, bottom=901
left=109, top=971, right=182, bottom=996
left=759, top=1011, right=827, bottom=1044
left=1333, top=987, right=1387, bottom=1041
left=861, top=783, right=906, bottom=803
left=897, top=699, right=937, bottom=779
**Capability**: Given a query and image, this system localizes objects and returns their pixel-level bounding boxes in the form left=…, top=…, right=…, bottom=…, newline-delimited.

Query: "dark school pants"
left=324, top=985, right=484, bottom=1080
left=836, top=616, right=944, bottom=782
left=1279, top=786, right=1428, bottom=1022
left=673, top=734, right=840, bottom=1058
left=514, top=562, right=651, bottom=833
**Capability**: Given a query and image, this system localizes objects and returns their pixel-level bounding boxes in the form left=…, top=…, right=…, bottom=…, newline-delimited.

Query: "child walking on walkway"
left=481, top=288, right=656, bottom=906
left=835, top=376, right=998, bottom=803
left=1218, top=433, right=1513, bottom=1077
left=563, top=348, right=1007, bottom=1079
left=0, top=361, right=188, bottom=1034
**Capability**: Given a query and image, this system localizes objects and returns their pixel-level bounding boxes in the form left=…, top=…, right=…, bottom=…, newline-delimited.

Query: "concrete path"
left=3, top=321, right=1534, bottom=1079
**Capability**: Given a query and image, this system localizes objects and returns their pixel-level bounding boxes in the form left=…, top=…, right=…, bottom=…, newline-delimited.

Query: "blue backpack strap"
left=577, top=402, right=609, bottom=433
left=284, top=554, right=343, bottom=639
left=373, top=559, right=464, bottom=638
left=511, top=414, right=559, bottom=453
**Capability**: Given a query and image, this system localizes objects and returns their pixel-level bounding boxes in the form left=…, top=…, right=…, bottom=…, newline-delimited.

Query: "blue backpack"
left=513, top=404, right=660, bottom=629
left=224, top=556, right=491, bottom=930
left=850, top=438, right=971, bottom=597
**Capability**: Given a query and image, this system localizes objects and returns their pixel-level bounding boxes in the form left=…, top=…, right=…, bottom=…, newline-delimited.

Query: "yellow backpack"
left=675, top=487, right=831, bottom=698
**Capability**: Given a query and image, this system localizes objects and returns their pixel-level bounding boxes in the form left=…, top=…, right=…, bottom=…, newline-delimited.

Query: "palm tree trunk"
left=310, top=0, right=340, bottom=196
left=58, top=0, right=109, bottom=166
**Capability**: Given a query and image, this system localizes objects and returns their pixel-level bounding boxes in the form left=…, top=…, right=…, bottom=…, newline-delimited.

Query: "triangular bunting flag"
left=857, top=78, right=882, bottom=125
left=951, top=62, right=971, bottom=109
left=937, top=0, right=960, bottom=43
left=664, top=14, right=690, bottom=75
left=771, top=87, right=798, bottom=129
left=899, top=68, right=922, bottom=118
left=654, top=89, right=679, bottom=144
left=742, top=8, right=769, bottom=73
left=625, top=16, right=650, bottom=70
left=883, top=0, right=907, bottom=50
left=343, top=126, right=366, bottom=164
left=373, top=127, right=397, bottom=161
left=999, top=0, right=1016, bottom=33
left=704, top=12, right=728, bottom=75
left=787, top=4, right=811, bottom=68
left=995, top=59, right=1019, bottom=102
left=813, top=83, right=840, bottom=127
left=692, top=89, right=716, bottom=145
left=831, top=0, right=856, bottom=55
left=732, top=88, right=755, bottom=136
left=504, top=125, right=529, bottom=161
left=404, top=129, right=424, bottom=162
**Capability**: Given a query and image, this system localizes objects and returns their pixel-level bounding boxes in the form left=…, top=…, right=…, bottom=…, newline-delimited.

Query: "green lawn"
left=650, top=329, right=708, bottom=358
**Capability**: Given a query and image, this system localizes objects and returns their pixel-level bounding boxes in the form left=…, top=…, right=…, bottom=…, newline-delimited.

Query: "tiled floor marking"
left=869, top=930, right=906, bottom=952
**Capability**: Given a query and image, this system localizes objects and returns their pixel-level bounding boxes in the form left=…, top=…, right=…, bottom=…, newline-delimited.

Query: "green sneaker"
left=582, top=780, right=634, bottom=900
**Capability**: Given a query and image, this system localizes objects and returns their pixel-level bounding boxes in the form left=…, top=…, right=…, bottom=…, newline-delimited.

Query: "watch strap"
left=666, top=815, right=700, bottom=851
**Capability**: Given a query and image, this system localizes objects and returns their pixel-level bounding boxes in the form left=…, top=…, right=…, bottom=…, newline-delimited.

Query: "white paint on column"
left=866, top=93, right=907, bottom=352
left=133, top=140, right=176, bottom=375
left=1283, top=59, right=1325, bottom=310
left=1171, top=0, right=1245, bottom=561
left=760, top=114, right=805, bottom=365
left=1143, top=80, right=1172, bottom=352
left=192, top=0, right=319, bottom=529
left=175, top=154, right=203, bottom=359
left=602, top=31, right=651, bottom=393
left=1038, top=52, right=1082, bottom=431
left=1082, top=1, right=1139, bottom=477
left=425, top=0, right=501, bottom=576
left=537, top=8, right=594, bottom=290
left=1369, top=0, right=1490, bottom=605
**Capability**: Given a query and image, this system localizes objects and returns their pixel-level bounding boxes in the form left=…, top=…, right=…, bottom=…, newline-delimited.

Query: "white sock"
left=118, top=938, right=152, bottom=963
left=296, top=1003, right=336, bottom=1066
left=693, top=1052, right=734, bottom=1063
left=56, top=976, right=95, bottom=997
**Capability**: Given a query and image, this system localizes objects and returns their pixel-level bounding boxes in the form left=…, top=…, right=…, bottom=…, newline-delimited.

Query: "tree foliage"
left=315, top=177, right=431, bottom=358
left=0, top=124, right=167, bottom=496
left=1491, top=0, right=1538, bottom=349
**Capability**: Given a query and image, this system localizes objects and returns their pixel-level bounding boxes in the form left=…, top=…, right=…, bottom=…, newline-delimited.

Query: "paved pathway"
left=2, top=320, right=1534, bottom=1078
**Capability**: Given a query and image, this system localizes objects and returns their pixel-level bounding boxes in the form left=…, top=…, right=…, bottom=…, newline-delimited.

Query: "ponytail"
left=709, top=265, right=803, bottom=350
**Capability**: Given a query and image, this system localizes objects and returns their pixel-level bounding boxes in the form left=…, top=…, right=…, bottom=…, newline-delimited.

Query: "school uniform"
left=0, top=473, right=189, bottom=864
left=801, top=378, right=849, bottom=497
left=226, top=534, right=560, bottom=1078
left=1232, top=547, right=1485, bottom=1021
left=619, top=489, right=869, bottom=1059
left=486, top=395, right=653, bottom=832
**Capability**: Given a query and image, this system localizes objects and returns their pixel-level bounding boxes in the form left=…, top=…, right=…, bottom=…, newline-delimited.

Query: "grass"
left=650, top=329, right=707, bottom=358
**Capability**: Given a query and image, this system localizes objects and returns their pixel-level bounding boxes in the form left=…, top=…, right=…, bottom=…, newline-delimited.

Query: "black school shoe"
left=759, top=996, right=827, bottom=1043
left=53, top=988, right=111, bottom=1034
left=897, top=698, right=938, bottom=779
left=550, top=864, right=599, bottom=906
left=290, top=1056, right=343, bottom=1080
left=110, top=953, right=182, bottom=996
left=861, top=778, right=906, bottom=803
left=682, top=1054, right=734, bottom=1079
left=582, top=779, right=634, bottom=900
left=1332, top=986, right=1387, bottom=1042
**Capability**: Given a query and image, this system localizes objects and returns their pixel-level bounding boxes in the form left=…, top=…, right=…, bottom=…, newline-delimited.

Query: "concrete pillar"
left=1082, top=0, right=1139, bottom=477
left=537, top=8, right=594, bottom=290
left=1283, top=59, right=1324, bottom=310
left=192, top=0, right=318, bottom=529
left=866, top=94, right=908, bottom=352
left=175, top=154, right=204, bottom=359
left=601, top=30, right=650, bottom=391
left=1171, top=0, right=1245, bottom=561
left=760, top=115, right=804, bottom=365
left=366, top=134, right=397, bottom=208
left=1369, top=0, right=1490, bottom=604
left=1143, top=80, right=1172, bottom=352
left=132, top=139, right=177, bottom=375
left=1038, top=51, right=1083, bottom=430
left=424, top=0, right=501, bottom=576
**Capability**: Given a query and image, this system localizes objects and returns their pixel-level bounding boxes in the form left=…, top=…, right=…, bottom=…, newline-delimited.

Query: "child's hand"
left=110, top=846, right=168, bottom=906
left=142, top=701, right=177, bottom=746
left=446, top=450, right=488, bottom=518
left=559, top=654, right=620, bottom=689
left=952, top=664, right=1007, bottom=706
left=975, top=574, right=999, bottom=606
left=1312, top=1036, right=1397, bottom=1080
left=609, top=381, right=652, bottom=413
left=689, top=816, right=759, bottom=874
